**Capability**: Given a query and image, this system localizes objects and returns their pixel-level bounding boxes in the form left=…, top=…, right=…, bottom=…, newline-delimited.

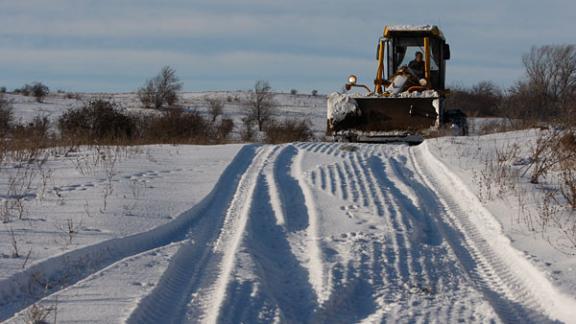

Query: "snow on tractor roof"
left=386, top=24, right=435, bottom=31
left=384, top=24, right=445, bottom=40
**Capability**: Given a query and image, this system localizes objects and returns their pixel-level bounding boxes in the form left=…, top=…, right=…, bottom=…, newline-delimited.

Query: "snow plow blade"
left=327, top=94, right=440, bottom=144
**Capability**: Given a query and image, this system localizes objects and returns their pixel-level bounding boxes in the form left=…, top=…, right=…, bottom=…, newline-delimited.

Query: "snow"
left=2, top=92, right=576, bottom=323
left=326, top=92, right=358, bottom=123
left=0, top=144, right=243, bottom=322
left=417, top=140, right=576, bottom=322
left=386, top=24, right=436, bottom=32
left=425, top=132, right=576, bottom=300
left=398, top=89, right=439, bottom=98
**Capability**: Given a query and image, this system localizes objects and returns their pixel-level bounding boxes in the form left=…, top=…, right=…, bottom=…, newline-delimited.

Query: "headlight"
left=419, top=78, right=428, bottom=87
left=348, top=75, right=358, bottom=85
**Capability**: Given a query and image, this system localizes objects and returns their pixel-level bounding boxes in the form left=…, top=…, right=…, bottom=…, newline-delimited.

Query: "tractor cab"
left=377, top=25, right=450, bottom=93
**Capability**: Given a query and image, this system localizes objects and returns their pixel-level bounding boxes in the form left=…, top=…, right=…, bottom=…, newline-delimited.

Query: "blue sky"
left=0, top=0, right=574, bottom=94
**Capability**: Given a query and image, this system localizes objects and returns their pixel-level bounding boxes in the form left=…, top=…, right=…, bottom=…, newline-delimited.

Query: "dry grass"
left=469, top=128, right=576, bottom=253
left=264, top=118, right=314, bottom=144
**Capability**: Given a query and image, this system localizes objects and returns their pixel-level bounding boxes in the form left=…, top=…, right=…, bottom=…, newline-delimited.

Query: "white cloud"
left=0, top=0, right=574, bottom=92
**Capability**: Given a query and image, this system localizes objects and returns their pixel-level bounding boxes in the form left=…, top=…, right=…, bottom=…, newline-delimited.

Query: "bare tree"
left=31, top=82, right=49, bottom=103
left=521, top=45, right=576, bottom=119
left=244, top=80, right=276, bottom=131
left=205, top=97, right=224, bottom=123
left=138, top=66, right=183, bottom=109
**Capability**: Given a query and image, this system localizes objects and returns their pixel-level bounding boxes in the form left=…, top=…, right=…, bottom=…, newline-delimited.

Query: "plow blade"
left=332, top=97, right=440, bottom=134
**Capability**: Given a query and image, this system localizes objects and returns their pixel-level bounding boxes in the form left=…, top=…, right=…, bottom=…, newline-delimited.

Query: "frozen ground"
left=1, top=93, right=576, bottom=323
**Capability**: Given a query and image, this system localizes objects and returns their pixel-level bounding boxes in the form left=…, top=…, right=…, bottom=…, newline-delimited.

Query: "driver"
left=408, top=52, right=425, bottom=79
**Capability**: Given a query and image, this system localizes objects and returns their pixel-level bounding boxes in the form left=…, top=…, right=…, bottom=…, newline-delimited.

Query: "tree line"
left=447, top=44, right=576, bottom=128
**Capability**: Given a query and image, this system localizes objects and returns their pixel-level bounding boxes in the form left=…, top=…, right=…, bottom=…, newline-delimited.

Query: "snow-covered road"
left=6, top=142, right=576, bottom=323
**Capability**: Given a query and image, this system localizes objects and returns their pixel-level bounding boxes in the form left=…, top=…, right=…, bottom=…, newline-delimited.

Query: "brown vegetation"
left=264, top=118, right=314, bottom=144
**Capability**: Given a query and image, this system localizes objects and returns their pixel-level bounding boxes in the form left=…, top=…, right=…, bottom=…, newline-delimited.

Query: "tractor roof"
left=384, top=25, right=445, bottom=41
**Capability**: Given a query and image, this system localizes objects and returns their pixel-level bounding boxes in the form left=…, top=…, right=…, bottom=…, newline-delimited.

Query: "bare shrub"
left=138, top=66, right=182, bottom=109
left=2, top=146, right=48, bottom=221
left=16, top=84, right=32, bottom=96
left=244, top=80, right=277, bottom=131
left=0, top=93, right=13, bottom=136
left=58, top=99, right=135, bottom=142
left=240, top=117, right=256, bottom=142
left=213, top=118, right=234, bottom=142
left=11, top=116, right=52, bottom=148
left=30, top=82, right=49, bottom=103
left=57, top=218, right=80, bottom=246
left=144, top=108, right=210, bottom=143
left=98, top=146, right=121, bottom=211
left=65, top=92, right=82, bottom=100
left=9, top=227, right=20, bottom=258
left=137, top=81, right=155, bottom=109
left=290, top=89, right=298, bottom=95
left=56, top=100, right=225, bottom=145
left=205, top=97, right=224, bottom=123
left=311, top=89, right=318, bottom=96
left=264, top=118, right=314, bottom=144
left=525, top=130, right=576, bottom=184
left=447, top=81, right=502, bottom=117
left=24, top=303, right=55, bottom=324
left=473, top=143, right=519, bottom=201
left=560, top=169, right=576, bottom=209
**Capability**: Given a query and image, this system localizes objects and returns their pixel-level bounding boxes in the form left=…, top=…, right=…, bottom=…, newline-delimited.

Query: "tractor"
left=327, top=25, right=467, bottom=144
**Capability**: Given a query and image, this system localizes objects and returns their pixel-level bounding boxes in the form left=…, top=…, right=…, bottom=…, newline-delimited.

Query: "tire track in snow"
left=310, top=144, right=397, bottom=322
left=384, top=154, right=475, bottom=321
left=341, top=160, right=360, bottom=204
left=273, top=145, right=311, bottom=233
left=0, top=145, right=259, bottom=322
left=126, top=146, right=275, bottom=324
left=312, top=143, right=493, bottom=322
left=334, top=162, right=349, bottom=201
left=409, top=143, right=558, bottom=323
left=218, top=173, right=318, bottom=323
left=292, top=145, right=328, bottom=304
left=368, top=157, right=419, bottom=300
left=347, top=153, right=371, bottom=208
left=387, top=156, right=444, bottom=294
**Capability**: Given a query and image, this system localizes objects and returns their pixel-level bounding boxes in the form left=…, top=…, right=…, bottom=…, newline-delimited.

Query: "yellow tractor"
left=327, top=25, right=464, bottom=144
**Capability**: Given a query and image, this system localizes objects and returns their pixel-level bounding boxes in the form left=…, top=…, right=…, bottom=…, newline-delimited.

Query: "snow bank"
left=327, top=92, right=358, bottom=123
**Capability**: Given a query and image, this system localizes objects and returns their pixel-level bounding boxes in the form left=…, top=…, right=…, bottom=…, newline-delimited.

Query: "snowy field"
left=1, top=93, right=576, bottom=323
